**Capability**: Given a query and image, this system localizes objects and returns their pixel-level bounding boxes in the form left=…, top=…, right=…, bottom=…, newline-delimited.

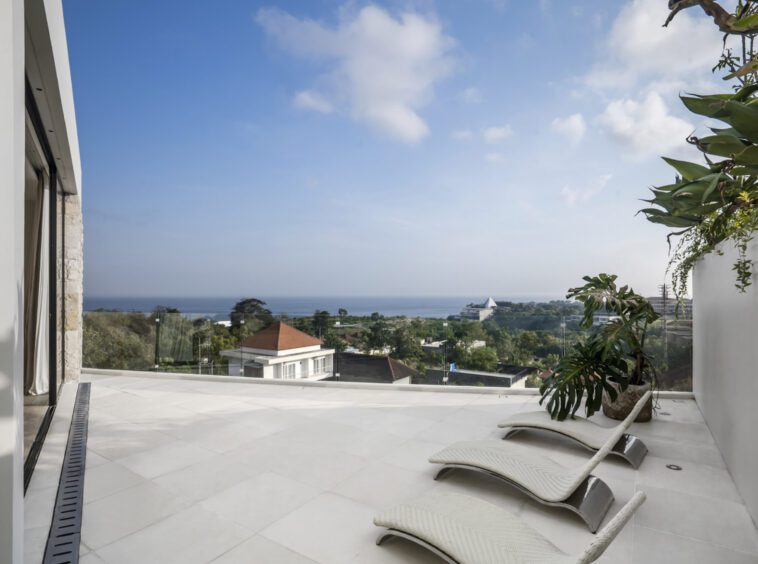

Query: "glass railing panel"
left=82, top=300, right=692, bottom=391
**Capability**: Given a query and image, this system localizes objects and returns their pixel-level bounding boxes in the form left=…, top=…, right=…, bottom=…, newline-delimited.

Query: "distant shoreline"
left=84, top=295, right=566, bottom=319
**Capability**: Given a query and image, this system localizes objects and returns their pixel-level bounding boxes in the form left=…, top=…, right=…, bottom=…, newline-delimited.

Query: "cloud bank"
left=257, top=5, right=455, bottom=143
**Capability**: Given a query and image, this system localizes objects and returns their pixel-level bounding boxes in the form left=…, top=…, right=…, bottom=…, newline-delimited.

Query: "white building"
left=460, top=297, right=497, bottom=321
left=592, top=311, right=622, bottom=325
left=222, top=321, right=334, bottom=380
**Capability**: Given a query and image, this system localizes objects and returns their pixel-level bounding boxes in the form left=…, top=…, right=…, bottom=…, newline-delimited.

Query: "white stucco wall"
left=693, top=238, right=758, bottom=526
left=0, top=0, right=26, bottom=561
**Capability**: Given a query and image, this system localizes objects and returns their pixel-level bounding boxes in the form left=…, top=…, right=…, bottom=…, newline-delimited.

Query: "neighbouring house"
left=422, top=367, right=527, bottom=388
left=332, top=352, right=417, bottom=384
left=422, top=339, right=486, bottom=354
left=221, top=321, right=334, bottom=380
left=460, top=297, right=497, bottom=321
left=592, top=310, right=621, bottom=326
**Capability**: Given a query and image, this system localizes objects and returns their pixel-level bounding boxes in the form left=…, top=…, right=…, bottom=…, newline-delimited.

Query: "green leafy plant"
left=640, top=84, right=758, bottom=297
left=539, top=274, right=659, bottom=420
left=647, top=1, right=758, bottom=299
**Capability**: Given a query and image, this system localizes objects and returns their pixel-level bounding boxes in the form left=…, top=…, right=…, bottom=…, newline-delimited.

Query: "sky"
left=64, top=0, right=732, bottom=298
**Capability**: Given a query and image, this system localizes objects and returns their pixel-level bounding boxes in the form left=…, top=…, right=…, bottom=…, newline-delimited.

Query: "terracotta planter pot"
left=602, top=380, right=652, bottom=422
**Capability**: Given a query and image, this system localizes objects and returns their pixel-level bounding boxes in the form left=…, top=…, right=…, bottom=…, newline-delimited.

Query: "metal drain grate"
left=43, top=383, right=91, bottom=564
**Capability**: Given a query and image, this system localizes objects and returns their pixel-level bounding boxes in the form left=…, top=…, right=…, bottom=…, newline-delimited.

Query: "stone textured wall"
left=62, top=193, right=83, bottom=382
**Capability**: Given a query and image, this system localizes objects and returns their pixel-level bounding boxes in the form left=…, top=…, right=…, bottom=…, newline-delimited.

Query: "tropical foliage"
left=645, top=1, right=758, bottom=298
left=641, top=85, right=758, bottom=297
left=540, top=274, right=659, bottom=420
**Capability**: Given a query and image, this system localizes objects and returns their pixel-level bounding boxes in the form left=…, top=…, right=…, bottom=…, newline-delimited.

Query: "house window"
left=314, top=357, right=325, bottom=374
left=281, top=363, right=296, bottom=379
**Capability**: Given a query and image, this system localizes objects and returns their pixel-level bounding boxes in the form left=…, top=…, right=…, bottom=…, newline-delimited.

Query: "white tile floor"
left=28, top=373, right=758, bottom=564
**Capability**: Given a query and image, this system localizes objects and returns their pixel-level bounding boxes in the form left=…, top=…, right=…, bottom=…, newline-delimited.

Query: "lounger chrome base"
left=377, top=529, right=457, bottom=564
left=503, top=429, right=649, bottom=469
left=434, top=463, right=614, bottom=533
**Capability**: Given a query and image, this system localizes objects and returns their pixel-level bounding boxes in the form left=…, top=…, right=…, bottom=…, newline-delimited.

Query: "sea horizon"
left=84, top=295, right=567, bottom=319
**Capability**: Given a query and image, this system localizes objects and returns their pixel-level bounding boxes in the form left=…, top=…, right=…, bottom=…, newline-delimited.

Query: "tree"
left=230, top=298, right=273, bottom=338
left=518, top=331, right=540, bottom=353
left=464, top=347, right=498, bottom=372
left=453, top=321, right=486, bottom=344
left=365, top=319, right=390, bottom=353
left=338, top=308, right=348, bottom=320
left=312, top=310, right=331, bottom=338
left=391, top=326, right=422, bottom=360
left=323, top=330, right=347, bottom=352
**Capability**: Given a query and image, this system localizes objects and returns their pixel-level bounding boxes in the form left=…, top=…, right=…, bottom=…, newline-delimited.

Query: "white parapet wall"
left=694, top=238, right=758, bottom=526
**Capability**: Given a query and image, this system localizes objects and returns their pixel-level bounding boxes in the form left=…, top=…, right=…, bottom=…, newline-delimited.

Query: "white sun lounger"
left=428, top=391, right=649, bottom=532
left=374, top=490, right=646, bottom=564
left=498, top=391, right=651, bottom=468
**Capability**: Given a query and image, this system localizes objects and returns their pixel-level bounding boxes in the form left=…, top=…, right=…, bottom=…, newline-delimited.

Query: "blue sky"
left=65, top=0, right=728, bottom=298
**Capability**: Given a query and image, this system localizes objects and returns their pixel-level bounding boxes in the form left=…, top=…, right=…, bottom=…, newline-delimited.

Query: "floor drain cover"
left=43, top=383, right=91, bottom=564
left=666, top=464, right=682, bottom=471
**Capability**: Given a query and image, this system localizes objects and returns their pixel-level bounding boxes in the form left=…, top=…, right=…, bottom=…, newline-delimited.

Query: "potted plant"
left=540, top=274, right=658, bottom=422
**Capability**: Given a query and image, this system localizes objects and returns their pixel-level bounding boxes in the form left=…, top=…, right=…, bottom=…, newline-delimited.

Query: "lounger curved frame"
left=374, top=491, right=647, bottom=564
left=428, top=391, right=650, bottom=532
left=376, top=529, right=457, bottom=564
left=434, top=463, right=614, bottom=533
left=499, top=390, right=652, bottom=469
left=502, top=428, right=648, bottom=469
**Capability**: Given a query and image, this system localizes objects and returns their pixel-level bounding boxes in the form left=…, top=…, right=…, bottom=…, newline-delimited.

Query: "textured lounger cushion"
left=497, top=391, right=652, bottom=451
left=375, top=491, right=647, bottom=564
left=498, top=411, right=613, bottom=449
left=374, top=491, right=574, bottom=564
left=430, top=395, right=649, bottom=505
left=429, top=441, right=583, bottom=502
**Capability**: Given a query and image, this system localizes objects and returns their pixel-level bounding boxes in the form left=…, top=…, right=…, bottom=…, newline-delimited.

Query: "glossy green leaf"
left=722, top=101, right=758, bottom=143
left=733, top=145, right=758, bottom=165
left=661, top=158, right=710, bottom=181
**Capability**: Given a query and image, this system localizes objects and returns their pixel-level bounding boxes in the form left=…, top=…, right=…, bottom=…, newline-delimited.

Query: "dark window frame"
left=23, top=77, right=65, bottom=491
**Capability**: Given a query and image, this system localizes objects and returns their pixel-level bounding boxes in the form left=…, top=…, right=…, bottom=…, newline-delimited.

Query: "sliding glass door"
left=23, top=81, right=64, bottom=490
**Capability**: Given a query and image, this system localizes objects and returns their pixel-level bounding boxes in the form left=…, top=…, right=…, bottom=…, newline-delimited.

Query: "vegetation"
left=83, top=294, right=692, bottom=393
left=539, top=274, right=659, bottom=420
left=644, top=1, right=758, bottom=297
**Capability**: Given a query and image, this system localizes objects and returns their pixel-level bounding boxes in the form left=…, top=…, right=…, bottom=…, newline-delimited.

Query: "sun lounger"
left=374, top=490, right=646, bottom=564
left=428, top=392, right=649, bottom=532
left=498, top=391, right=651, bottom=468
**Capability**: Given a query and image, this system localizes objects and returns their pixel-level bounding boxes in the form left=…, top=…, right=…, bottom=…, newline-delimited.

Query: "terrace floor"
left=27, top=373, right=758, bottom=563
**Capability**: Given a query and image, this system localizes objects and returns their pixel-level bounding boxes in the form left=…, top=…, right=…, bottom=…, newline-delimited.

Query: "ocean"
left=83, top=295, right=560, bottom=319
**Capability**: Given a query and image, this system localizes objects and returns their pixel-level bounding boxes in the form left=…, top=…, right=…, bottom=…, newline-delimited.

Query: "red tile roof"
left=239, top=321, right=322, bottom=351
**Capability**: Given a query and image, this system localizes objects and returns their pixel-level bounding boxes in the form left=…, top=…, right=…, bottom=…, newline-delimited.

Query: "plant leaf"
left=661, top=157, right=710, bottom=181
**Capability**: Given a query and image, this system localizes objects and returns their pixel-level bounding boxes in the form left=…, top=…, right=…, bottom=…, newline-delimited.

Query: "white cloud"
left=551, top=113, right=586, bottom=146
left=483, top=125, right=513, bottom=144
left=460, top=87, right=482, bottom=104
left=561, top=174, right=612, bottom=207
left=293, top=90, right=333, bottom=113
left=257, top=5, right=455, bottom=143
left=598, top=92, right=693, bottom=160
left=585, top=0, right=725, bottom=90
left=485, top=152, right=504, bottom=163
left=452, top=129, right=473, bottom=140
